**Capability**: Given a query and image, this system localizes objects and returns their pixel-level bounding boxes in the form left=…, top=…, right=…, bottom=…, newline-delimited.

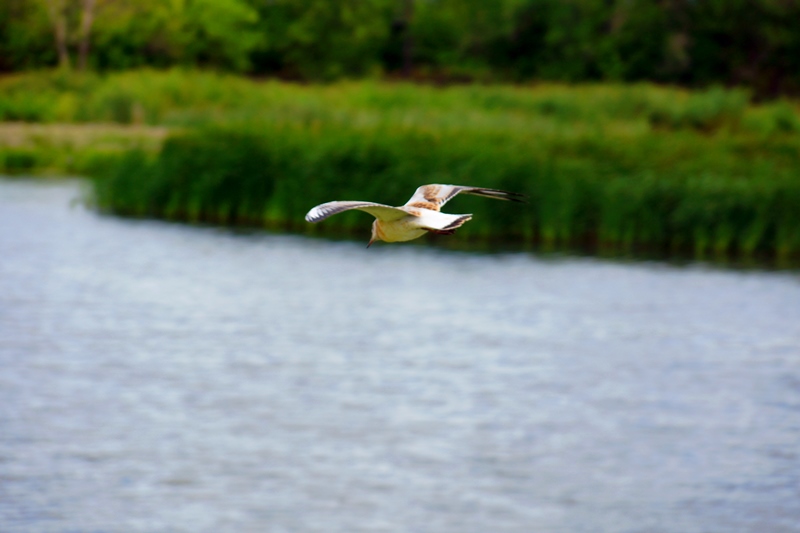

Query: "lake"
left=1, top=178, right=799, bottom=533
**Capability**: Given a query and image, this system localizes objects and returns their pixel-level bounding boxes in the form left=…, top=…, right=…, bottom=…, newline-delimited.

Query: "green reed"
left=94, top=122, right=800, bottom=262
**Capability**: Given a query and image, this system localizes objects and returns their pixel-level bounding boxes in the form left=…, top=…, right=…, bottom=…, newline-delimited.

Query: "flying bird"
left=305, top=184, right=526, bottom=247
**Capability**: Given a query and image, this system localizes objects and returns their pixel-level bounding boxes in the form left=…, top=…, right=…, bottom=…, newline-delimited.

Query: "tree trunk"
left=46, top=0, right=71, bottom=69
left=402, top=0, right=414, bottom=77
left=78, top=0, right=97, bottom=71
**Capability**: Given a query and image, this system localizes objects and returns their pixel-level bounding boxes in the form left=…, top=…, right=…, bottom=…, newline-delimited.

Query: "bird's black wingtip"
left=473, top=187, right=529, bottom=203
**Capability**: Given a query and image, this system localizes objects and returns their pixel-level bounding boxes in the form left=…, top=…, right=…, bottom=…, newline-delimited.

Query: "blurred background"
left=1, top=1, right=800, bottom=532
left=3, top=0, right=800, bottom=91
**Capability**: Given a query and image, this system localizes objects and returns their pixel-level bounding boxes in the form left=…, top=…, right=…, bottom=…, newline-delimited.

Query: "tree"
left=182, top=0, right=261, bottom=71
left=248, top=0, right=394, bottom=79
left=25, top=0, right=260, bottom=72
left=685, top=0, right=800, bottom=96
left=43, top=0, right=70, bottom=69
left=410, top=0, right=525, bottom=76
left=0, top=0, right=54, bottom=71
left=40, top=0, right=97, bottom=70
left=77, top=0, right=97, bottom=70
left=402, top=0, right=414, bottom=76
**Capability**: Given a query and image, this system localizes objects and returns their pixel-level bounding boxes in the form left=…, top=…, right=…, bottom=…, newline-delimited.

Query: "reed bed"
left=3, top=70, right=799, bottom=262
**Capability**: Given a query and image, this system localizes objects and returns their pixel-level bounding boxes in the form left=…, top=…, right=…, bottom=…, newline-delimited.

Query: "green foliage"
left=1, top=148, right=39, bottom=172
left=70, top=71, right=800, bottom=262
left=0, top=0, right=54, bottom=71
left=0, top=69, right=273, bottom=123
left=647, top=87, right=750, bottom=132
left=0, top=71, right=79, bottom=122
left=249, top=0, right=394, bottom=79
left=95, top=128, right=277, bottom=224
left=3, top=0, right=800, bottom=93
left=181, top=0, right=261, bottom=71
left=1, top=0, right=260, bottom=73
left=411, top=0, right=523, bottom=70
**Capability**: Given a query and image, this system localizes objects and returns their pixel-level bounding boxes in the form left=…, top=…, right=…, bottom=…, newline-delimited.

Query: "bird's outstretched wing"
left=404, top=184, right=526, bottom=211
left=305, top=201, right=412, bottom=223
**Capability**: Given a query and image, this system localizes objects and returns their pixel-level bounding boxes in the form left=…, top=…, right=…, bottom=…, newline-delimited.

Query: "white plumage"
left=305, top=184, right=526, bottom=247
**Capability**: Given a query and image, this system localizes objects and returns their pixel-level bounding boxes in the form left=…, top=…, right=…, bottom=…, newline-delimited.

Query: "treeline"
left=2, top=0, right=800, bottom=97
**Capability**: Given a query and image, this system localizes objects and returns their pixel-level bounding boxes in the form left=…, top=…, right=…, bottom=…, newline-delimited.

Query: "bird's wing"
left=404, top=184, right=527, bottom=211
left=305, top=201, right=412, bottom=223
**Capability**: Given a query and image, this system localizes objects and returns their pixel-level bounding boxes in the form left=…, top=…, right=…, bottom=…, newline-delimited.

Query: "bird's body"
left=305, top=184, right=525, bottom=246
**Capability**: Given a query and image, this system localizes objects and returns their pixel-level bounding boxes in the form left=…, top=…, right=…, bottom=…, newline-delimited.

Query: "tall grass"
left=3, top=70, right=800, bottom=262
left=0, top=123, right=168, bottom=175
left=95, top=122, right=800, bottom=262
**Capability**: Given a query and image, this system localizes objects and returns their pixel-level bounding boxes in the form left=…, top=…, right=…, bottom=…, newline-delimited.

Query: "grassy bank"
left=3, top=70, right=800, bottom=263
left=0, top=122, right=168, bottom=175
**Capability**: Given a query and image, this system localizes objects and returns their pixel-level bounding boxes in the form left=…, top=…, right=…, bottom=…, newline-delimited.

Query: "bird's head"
left=367, top=220, right=381, bottom=248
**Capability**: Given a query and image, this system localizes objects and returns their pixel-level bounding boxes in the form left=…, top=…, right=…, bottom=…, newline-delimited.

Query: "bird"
left=305, top=184, right=526, bottom=247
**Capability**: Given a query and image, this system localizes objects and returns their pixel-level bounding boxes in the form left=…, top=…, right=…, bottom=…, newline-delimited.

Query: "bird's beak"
left=367, top=238, right=375, bottom=248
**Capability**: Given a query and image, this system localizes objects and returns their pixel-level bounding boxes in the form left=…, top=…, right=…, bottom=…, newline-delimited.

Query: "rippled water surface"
left=1, top=178, right=800, bottom=533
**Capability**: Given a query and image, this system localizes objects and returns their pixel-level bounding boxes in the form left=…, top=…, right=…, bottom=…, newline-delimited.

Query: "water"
left=1, top=178, right=799, bottom=533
